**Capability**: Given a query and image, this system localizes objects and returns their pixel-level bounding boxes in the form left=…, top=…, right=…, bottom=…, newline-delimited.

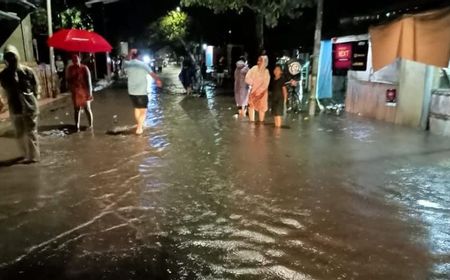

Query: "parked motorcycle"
left=277, top=56, right=303, bottom=113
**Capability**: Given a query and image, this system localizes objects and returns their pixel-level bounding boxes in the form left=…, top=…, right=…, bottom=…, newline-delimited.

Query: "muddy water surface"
left=0, top=68, right=449, bottom=279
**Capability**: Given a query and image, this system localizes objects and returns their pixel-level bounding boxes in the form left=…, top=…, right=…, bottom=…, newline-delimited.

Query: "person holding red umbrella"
left=66, top=53, right=93, bottom=131
left=48, top=29, right=112, bottom=53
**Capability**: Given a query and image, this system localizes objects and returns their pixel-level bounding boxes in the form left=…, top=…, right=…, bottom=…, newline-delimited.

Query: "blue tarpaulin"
left=316, top=40, right=333, bottom=99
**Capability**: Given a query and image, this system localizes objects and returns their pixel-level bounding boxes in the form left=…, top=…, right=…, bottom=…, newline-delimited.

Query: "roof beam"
left=85, top=0, right=121, bottom=8
left=0, top=0, right=36, bottom=10
left=0, top=10, right=20, bottom=21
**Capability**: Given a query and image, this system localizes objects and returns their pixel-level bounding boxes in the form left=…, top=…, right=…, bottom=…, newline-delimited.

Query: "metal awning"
left=0, top=0, right=37, bottom=49
left=0, top=10, right=20, bottom=21
left=0, top=0, right=36, bottom=9
left=0, top=0, right=36, bottom=21
left=85, top=0, right=121, bottom=8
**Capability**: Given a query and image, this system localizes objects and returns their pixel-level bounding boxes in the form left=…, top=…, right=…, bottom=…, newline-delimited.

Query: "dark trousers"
left=57, top=71, right=65, bottom=92
left=12, top=114, right=40, bottom=161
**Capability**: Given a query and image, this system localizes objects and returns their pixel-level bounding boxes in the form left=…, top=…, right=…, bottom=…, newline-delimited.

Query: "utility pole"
left=46, top=0, right=55, bottom=74
left=308, top=0, right=324, bottom=116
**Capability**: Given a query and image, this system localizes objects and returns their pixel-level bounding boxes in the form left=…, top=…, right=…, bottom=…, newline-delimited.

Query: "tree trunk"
left=255, top=13, right=264, bottom=53
left=180, top=38, right=196, bottom=63
left=308, top=0, right=324, bottom=116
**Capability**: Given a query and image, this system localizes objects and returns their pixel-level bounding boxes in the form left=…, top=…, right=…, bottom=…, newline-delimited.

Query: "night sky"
left=83, top=0, right=317, bottom=57
left=34, top=0, right=450, bottom=57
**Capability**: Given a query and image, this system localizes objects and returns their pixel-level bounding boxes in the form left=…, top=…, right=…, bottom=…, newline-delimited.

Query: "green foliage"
left=159, top=10, right=189, bottom=42
left=181, top=0, right=247, bottom=13
left=31, top=8, right=48, bottom=34
left=31, top=7, right=93, bottom=35
left=181, top=0, right=314, bottom=27
left=58, top=8, right=94, bottom=30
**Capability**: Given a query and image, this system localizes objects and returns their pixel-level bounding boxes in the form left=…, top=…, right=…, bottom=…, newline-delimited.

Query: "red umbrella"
left=47, top=28, right=112, bottom=53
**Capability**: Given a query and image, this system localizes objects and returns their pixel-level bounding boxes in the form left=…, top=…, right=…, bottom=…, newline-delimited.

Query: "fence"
left=35, top=64, right=59, bottom=98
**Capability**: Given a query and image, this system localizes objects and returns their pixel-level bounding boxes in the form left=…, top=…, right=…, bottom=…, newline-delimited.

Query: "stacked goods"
left=430, top=89, right=450, bottom=136
left=35, top=65, right=59, bottom=98
left=0, top=88, right=6, bottom=113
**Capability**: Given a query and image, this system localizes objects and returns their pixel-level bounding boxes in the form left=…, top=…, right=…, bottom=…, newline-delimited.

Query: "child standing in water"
left=234, top=57, right=249, bottom=118
left=271, top=65, right=288, bottom=128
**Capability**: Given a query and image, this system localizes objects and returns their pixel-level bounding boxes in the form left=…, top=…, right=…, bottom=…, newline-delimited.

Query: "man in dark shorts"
left=271, top=65, right=288, bottom=128
left=124, top=50, right=162, bottom=135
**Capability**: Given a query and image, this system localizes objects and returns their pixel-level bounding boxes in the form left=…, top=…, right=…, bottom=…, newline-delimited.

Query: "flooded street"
left=1, top=66, right=449, bottom=280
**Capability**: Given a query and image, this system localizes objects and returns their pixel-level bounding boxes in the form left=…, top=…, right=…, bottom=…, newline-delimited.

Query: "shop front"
left=344, top=7, right=450, bottom=130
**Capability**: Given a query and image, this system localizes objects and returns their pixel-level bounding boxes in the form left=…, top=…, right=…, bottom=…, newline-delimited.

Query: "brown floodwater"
left=0, top=66, right=449, bottom=280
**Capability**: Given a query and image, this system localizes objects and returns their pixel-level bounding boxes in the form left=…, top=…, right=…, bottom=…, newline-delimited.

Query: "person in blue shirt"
left=124, top=50, right=162, bottom=135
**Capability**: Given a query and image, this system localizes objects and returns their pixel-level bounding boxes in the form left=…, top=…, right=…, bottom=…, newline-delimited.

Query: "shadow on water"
left=105, top=125, right=137, bottom=135
left=0, top=156, right=25, bottom=167
left=0, top=129, right=15, bottom=138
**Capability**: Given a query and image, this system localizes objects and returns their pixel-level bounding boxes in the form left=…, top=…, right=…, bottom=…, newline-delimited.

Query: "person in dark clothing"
left=216, top=56, right=225, bottom=86
left=200, top=59, right=207, bottom=80
left=0, top=45, right=40, bottom=163
left=179, top=58, right=196, bottom=95
left=55, top=55, right=65, bottom=92
left=271, top=65, right=288, bottom=128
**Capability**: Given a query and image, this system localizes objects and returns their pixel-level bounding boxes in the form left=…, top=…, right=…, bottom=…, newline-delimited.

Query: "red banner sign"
left=334, top=43, right=353, bottom=69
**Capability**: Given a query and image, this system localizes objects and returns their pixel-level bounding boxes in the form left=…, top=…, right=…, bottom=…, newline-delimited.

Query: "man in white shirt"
left=124, top=50, right=162, bottom=135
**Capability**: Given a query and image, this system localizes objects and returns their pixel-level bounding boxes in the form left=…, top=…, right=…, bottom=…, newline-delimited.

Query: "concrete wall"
left=395, top=60, right=441, bottom=127
left=345, top=59, right=442, bottom=128
left=395, top=60, right=427, bottom=126
left=430, top=89, right=450, bottom=136
left=346, top=79, right=398, bottom=122
left=0, top=15, right=35, bottom=63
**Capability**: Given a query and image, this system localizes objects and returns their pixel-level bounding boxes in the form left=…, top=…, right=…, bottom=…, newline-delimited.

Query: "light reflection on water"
left=1, top=74, right=449, bottom=279
left=386, top=165, right=450, bottom=278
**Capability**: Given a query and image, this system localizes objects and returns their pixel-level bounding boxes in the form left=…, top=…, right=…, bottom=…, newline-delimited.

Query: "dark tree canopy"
left=181, top=0, right=314, bottom=27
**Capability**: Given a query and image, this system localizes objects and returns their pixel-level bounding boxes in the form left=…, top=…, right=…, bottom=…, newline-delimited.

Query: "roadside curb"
left=0, top=94, right=71, bottom=136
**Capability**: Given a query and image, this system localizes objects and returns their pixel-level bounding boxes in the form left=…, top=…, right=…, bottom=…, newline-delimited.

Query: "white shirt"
left=124, top=59, right=153, bottom=96
left=55, top=60, right=65, bottom=72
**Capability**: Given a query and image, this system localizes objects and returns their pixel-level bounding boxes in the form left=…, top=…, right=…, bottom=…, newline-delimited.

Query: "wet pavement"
left=0, top=66, right=449, bottom=280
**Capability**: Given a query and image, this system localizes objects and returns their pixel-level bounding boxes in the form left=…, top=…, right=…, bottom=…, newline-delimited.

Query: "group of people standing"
left=1, top=44, right=289, bottom=165
left=66, top=50, right=162, bottom=136
left=234, top=54, right=294, bottom=128
left=64, top=49, right=162, bottom=136
left=0, top=47, right=95, bottom=164
left=0, top=45, right=162, bottom=165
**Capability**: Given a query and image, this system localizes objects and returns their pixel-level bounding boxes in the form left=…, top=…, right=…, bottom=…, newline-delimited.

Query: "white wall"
left=395, top=60, right=427, bottom=126
left=0, top=15, right=35, bottom=63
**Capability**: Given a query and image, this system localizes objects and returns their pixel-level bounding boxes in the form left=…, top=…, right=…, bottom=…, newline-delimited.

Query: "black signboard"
left=351, top=40, right=369, bottom=71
